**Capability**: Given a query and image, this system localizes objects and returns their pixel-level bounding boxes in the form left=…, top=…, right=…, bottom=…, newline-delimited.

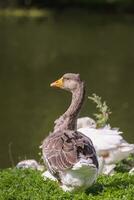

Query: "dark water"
left=0, top=10, right=134, bottom=168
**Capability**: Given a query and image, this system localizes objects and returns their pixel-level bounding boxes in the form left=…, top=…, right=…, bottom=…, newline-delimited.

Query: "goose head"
left=50, top=73, right=82, bottom=93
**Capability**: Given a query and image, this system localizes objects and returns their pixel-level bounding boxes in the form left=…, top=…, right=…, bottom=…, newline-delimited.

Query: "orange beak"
left=50, top=77, right=64, bottom=88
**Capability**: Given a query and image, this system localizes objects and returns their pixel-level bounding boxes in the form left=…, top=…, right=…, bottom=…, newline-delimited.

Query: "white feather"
left=77, top=117, right=134, bottom=174
left=42, top=160, right=98, bottom=192
left=60, top=160, right=98, bottom=191
left=78, top=127, right=134, bottom=164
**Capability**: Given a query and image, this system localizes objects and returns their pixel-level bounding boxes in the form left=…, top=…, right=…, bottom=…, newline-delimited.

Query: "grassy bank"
left=0, top=6, right=134, bottom=19
left=0, top=168, right=134, bottom=200
left=0, top=9, right=52, bottom=18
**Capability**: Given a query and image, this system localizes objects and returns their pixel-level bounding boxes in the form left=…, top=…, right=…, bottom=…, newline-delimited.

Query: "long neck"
left=65, top=82, right=85, bottom=118
left=54, top=82, right=85, bottom=131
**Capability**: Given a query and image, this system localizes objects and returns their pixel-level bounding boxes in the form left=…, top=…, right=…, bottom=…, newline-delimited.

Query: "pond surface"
left=0, top=10, right=134, bottom=168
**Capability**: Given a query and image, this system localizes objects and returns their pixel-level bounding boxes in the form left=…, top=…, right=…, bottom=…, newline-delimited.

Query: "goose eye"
left=65, top=78, right=69, bottom=80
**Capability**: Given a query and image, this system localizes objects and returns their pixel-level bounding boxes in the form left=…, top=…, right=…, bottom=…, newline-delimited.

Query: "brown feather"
left=42, top=130, right=98, bottom=177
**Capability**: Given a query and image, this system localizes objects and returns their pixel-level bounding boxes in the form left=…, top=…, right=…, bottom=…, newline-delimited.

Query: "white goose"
left=77, top=117, right=134, bottom=175
left=41, top=74, right=98, bottom=192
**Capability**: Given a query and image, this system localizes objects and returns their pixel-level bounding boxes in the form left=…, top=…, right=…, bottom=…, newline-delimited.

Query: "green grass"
left=0, top=9, right=52, bottom=18
left=115, top=154, right=134, bottom=173
left=0, top=168, right=134, bottom=200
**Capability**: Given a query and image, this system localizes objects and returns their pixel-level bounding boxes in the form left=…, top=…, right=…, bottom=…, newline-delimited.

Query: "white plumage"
left=77, top=117, right=96, bottom=129
left=42, top=160, right=98, bottom=192
left=77, top=117, right=134, bottom=175
left=60, top=161, right=98, bottom=192
left=16, top=159, right=44, bottom=171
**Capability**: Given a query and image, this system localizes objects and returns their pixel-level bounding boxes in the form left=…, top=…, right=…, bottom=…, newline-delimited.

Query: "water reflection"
left=0, top=11, right=134, bottom=168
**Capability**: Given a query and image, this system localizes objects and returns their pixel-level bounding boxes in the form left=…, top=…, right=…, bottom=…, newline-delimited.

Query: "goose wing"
left=78, top=127, right=134, bottom=164
left=42, top=130, right=98, bottom=176
left=78, top=127, right=124, bottom=151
